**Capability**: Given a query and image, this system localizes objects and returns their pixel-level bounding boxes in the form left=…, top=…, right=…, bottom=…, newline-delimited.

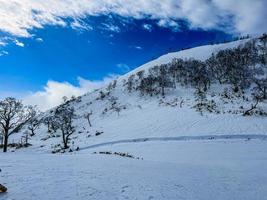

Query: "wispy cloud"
left=14, top=39, right=24, bottom=47
left=35, top=38, right=43, bottom=42
left=101, top=23, right=121, bottom=33
left=117, top=63, right=130, bottom=73
left=0, top=41, right=6, bottom=46
left=23, top=75, right=117, bottom=111
left=0, top=50, right=8, bottom=56
left=0, top=0, right=265, bottom=39
left=70, top=19, right=93, bottom=31
left=143, top=24, right=153, bottom=32
left=134, top=46, right=142, bottom=50
left=157, top=19, right=180, bottom=31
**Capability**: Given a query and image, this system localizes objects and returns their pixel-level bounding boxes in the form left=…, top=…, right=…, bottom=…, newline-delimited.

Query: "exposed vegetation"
left=124, top=36, right=267, bottom=115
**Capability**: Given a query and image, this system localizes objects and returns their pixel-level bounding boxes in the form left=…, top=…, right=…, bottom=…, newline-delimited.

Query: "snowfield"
left=5, top=37, right=267, bottom=153
left=1, top=38, right=267, bottom=199
left=1, top=139, right=267, bottom=200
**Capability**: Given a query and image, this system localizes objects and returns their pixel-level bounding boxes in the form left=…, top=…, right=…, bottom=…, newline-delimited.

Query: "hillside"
left=122, top=38, right=250, bottom=77
left=6, top=36, right=266, bottom=153
left=1, top=37, right=267, bottom=200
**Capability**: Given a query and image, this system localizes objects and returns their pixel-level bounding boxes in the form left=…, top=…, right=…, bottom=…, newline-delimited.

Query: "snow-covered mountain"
left=10, top=37, right=267, bottom=153
left=2, top=36, right=267, bottom=200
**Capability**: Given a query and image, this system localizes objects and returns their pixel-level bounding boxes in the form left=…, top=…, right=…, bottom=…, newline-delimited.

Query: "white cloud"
left=213, top=0, right=267, bottom=35
left=101, top=23, right=121, bottom=33
left=0, top=0, right=265, bottom=38
left=134, top=46, right=142, bottom=50
left=36, top=37, right=43, bottom=42
left=179, top=0, right=220, bottom=29
left=14, top=39, right=24, bottom=47
left=117, top=63, right=130, bottom=73
left=143, top=24, right=153, bottom=32
left=70, top=19, right=93, bottom=31
left=23, top=75, right=117, bottom=111
left=0, top=41, right=6, bottom=46
left=0, top=50, right=8, bottom=56
left=157, top=19, right=180, bottom=31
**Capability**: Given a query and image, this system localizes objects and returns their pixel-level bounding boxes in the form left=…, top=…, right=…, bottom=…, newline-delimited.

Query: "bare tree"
left=194, top=88, right=207, bottom=115
left=22, top=130, right=30, bottom=144
left=114, top=106, right=122, bottom=116
left=28, top=118, right=40, bottom=136
left=243, top=97, right=260, bottom=116
left=43, top=115, right=55, bottom=133
left=127, top=74, right=135, bottom=93
left=254, top=79, right=267, bottom=100
left=62, top=96, right=68, bottom=103
left=259, top=33, right=267, bottom=65
left=139, top=75, right=155, bottom=96
left=51, top=105, right=76, bottom=149
left=27, top=106, right=40, bottom=136
left=0, top=97, right=31, bottom=152
left=0, top=130, right=3, bottom=146
left=136, top=70, right=144, bottom=80
left=84, top=111, right=93, bottom=127
left=158, top=64, right=172, bottom=96
left=148, top=65, right=173, bottom=96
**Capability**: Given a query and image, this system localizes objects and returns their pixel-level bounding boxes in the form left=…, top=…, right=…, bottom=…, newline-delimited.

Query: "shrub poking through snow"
left=93, top=151, right=142, bottom=159
left=95, top=131, right=103, bottom=136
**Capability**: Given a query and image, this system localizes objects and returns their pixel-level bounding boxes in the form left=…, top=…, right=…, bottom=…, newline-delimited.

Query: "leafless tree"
left=259, top=33, right=267, bottom=65
left=62, top=96, right=68, bottom=103
left=114, top=107, right=121, bottom=116
left=84, top=111, right=93, bottom=127
left=28, top=118, right=40, bottom=136
left=0, top=97, right=31, bottom=152
left=51, top=105, right=76, bottom=149
left=43, top=115, right=55, bottom=133
left=243, top=97, right=260, bottom=116
left=27, top=106, right=40, bottom=136
left=127, top=74, right=135, bottom=93
left=0, top=130, right=3, bottom=146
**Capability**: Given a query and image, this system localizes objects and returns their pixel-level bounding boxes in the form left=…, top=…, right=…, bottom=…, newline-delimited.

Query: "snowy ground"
left=8, top=37, right=267, bottom=154
left=1, top=138, right=267, bottom=200
left=1, top=38, right=267, bottom=199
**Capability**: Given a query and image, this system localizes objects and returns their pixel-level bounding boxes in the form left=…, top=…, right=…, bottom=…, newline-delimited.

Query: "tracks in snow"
left=80, top=134, right=267, bottom=151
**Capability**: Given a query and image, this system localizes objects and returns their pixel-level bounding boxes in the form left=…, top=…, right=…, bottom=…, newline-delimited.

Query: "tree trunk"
left=3, top=133, right=8, bottom=153
left=62, top=130, right=70, bottom=149
left=161, top=86, right=165, bottom=96
left=87, top=118, right=92, bottom=127
left=30, top=129, right=35, bottom=136
left=243, top=98, right=259, bottom=116
left=62, top=130, right=67, bottom=149
left=63, top=141, right=68, bottom=149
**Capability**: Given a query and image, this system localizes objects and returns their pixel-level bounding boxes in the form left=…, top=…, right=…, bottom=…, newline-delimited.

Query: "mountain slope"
left=122, top=38, right=250, bottom=78
left=10, top=37, right=267, bottom=153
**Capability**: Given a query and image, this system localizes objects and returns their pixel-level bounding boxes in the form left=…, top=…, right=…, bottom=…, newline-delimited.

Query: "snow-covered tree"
left=51, top=105, right=76, bottom=149
left=127, top=74, right=135, bottom=93
left=27, top=106, right=40, bottom=136
left=0, top=97, right=31, bottom=152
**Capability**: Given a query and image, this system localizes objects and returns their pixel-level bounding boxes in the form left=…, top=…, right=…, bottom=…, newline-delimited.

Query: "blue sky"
left=0, top=0, right=266, bottom=110
left=0, top=15, right=231, bottom=94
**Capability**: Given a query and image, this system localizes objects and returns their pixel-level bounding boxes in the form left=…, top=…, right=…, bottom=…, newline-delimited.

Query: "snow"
left=1, top=139, right=267, bottom=200
left=6, top=38, right=267, bottom=153
left=1, top=38, right=267, bottom=199
left=12, top=88, right=266, bottom=153
left=121, top=39, right=250, bottom=78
